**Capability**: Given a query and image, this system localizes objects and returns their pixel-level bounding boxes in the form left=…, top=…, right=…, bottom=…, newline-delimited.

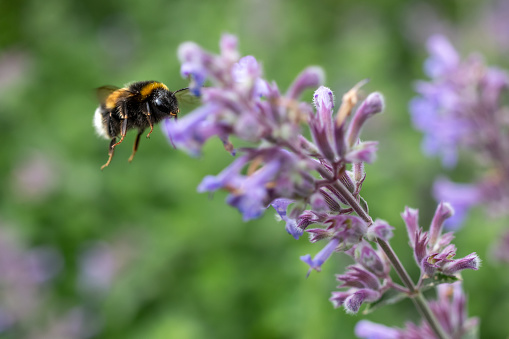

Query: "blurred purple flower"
left=0, top=226, right=63, bottom=331
left=412, top=34, right=509, bottom=232
left=355, top=320, right=401, bottom=339
left=410, top=35, right=509, bottom=169
left=12, top=151, right=58, bottom=202
left=433, top=177, right=481, bottom=230
left=78, top=242, right=117, bottom=292
left=78, top=236, right=137, bottom=295
left=424, top=35, right=460, bottom=78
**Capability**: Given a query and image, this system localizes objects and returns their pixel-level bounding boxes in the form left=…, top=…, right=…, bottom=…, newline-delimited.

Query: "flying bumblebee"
left=93, top=80, right=197, bottom=170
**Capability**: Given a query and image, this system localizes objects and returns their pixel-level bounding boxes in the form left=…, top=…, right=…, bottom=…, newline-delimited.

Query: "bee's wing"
left=174, top=88, right=201, bottom=111
left=97, top=85, right=120, bottom=104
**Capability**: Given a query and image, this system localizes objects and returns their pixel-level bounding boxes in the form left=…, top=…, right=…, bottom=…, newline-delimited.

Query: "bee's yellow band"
left=140, top=82, right=169, bottom=100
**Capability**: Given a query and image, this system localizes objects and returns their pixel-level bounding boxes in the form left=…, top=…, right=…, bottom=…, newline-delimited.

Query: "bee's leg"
left=145, top=102, right=154, bottom=138
left=101, top=137, right=117, bottom=170
left=128, top=129, right=145, bottom=162
left=114, top=103, right=128, bottom=147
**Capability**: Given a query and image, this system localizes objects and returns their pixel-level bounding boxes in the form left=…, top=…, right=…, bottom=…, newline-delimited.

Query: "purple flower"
left=172, top=36, right=386, bottom=235
left=400, top=204, right=479, bottom=279
left=198, top=149, right=314, bottom=221
left=300, top=237, right=340, bottom=275
left=355, top=320, right=401, bottom=339
left=354, top=241, right=387, bottom=277
left=301, top=215, right=368, bottom=276
left=412, top=34, right=509, bottom=235
left=410, top=35, right=479, bottom=168
left=336, top=265, right=381, bottom=290
left=409, top=91, right=466, bottom=168
left=346, top=92, right=385, bottom=147
left=198, top=155, right=248, bottom=192
left=164, top=104, right=226, bottom=156
left=413, top=229, right=429, bottom=267
left=429, top=202, right=454, bottom=249
left=424, top=35, right=460, bottom=78
left=271, top=198, right=302, bottom=239
left=366, top=219, right=394, bottom=242
left=305, top=215, right=367, bottom=245
left=344, top=141, right=379, bottom=164
left=401, top=206, right=419, bottom=246
left=441, top=253, right=481, bottom=275
left=330, top=288, right=381, bottom=314
left=309, top=86, right=337, bottom=162
left=287, top=67, right=325, bottom=100
left=170, top=36, right=483, bottom=339
left=172, top=36, right=386, bottom=238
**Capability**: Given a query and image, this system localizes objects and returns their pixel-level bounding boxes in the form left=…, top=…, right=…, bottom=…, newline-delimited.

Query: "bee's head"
left=151, top=88, right=179, bottom=117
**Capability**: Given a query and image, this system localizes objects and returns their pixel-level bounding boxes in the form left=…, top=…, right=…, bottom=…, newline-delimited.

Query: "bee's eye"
left=153, top=97, right=169, bottom=111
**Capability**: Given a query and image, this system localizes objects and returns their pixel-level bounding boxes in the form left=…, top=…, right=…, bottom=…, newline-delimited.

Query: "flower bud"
left=343, top=288, right=380, bottom=314
left=366, top=219, right=394, bottom=242
left=346, top=92, right=385, bottom=147
left=354, top=242, right=386, bottom=277
left=429, top=202, right=454, bottom=248
left=441, top=253, right=481, bottom=275
left=401, top=206, right=419, bottom=246
left=286, top=67, right=325, bottom=100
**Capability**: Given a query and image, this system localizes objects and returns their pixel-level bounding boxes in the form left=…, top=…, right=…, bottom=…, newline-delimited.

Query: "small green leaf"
left=359, top=196, right=369, bottom=214
left=420, top=273, right=460, bottom=291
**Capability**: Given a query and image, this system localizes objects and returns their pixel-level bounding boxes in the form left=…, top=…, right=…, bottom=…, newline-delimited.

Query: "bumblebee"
left=93, top=81, right=194, bottom=170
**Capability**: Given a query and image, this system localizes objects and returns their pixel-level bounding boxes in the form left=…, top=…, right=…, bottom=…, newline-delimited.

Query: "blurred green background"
left=1, top=0, right=509, bottom=338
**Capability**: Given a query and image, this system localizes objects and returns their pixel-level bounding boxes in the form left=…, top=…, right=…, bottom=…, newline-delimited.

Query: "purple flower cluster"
left=326, top=203, right=480, bottom=315
left=166, top=34, right=383, bottom=233
left=168, top=35, right=481, bottom=337
left=402, top=203, right=480, bottom=281
left=355, top=282, right=479, bottom=339
left=0, top=226, right=62, bottom=333
left=329, top=237, right=392, bottom=314
left=0, top=225, right=92, bottom=338
left=0, top=223, right=135, bottom=338
left=410, top=34, right=509, bottom=228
